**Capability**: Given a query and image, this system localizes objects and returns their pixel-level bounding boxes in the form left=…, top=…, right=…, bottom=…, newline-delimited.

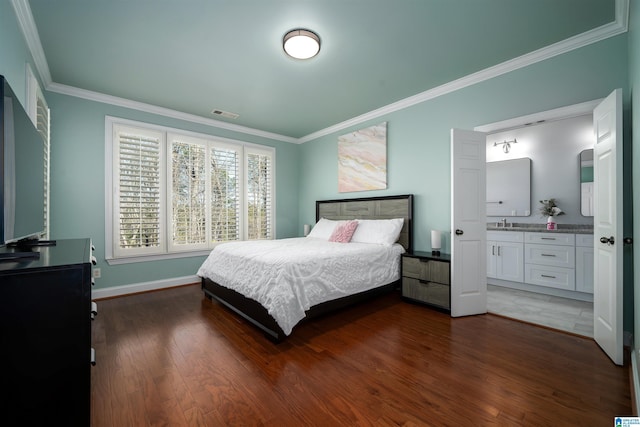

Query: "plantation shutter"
left=25, top=66, right=50, bottom=240
left=211, top=146, right=240, bottom=243
left=107, top=118, right=276, bottom=259
left=246, top=149, right=273, bottom=240
left=35, top=88, right=50, bottom=239
left=115, top=126, right=163, bottom=255
left=169, top=136, right=207, bottom=250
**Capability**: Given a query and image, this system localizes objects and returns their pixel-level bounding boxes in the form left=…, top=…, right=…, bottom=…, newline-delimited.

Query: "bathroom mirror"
left=486, top=158, right=531, bottom=217
left=580, top=149, right=594, bottom=216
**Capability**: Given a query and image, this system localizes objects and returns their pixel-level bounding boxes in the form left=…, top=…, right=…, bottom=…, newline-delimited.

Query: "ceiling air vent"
left=211, top=109, right=239, bottom=119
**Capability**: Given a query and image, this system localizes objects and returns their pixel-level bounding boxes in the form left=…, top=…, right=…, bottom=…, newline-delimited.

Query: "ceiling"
left=25, top=0, right=619, bottom=141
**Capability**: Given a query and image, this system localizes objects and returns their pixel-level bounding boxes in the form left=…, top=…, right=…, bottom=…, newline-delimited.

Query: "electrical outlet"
left=93, top=268, right=101, bottom=279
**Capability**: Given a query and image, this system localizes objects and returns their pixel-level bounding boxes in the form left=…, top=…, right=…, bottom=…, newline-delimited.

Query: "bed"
left=198, top=194, right=413, bottom=342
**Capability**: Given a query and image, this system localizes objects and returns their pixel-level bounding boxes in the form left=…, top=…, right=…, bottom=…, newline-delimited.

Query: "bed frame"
left=201, top=194, right=414, bottom=342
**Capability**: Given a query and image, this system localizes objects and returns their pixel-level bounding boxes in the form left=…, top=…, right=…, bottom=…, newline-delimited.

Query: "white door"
left=451, top=129, right=487, bottom=317
left=593, top=89, right=623, bottom=365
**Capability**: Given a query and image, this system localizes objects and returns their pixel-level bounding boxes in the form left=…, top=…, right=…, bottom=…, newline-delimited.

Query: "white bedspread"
left=197, top=237, right=404, bottom=335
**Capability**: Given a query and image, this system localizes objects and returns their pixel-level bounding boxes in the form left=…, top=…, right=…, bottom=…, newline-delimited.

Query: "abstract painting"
left=338, top=122, right=387, bottom=192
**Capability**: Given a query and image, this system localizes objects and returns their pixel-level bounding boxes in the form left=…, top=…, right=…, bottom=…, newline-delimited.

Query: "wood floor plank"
left=91, top=284, right=632, bottom=426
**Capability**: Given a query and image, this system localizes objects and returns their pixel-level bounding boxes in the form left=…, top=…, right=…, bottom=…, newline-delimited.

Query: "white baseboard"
left=92, top=275, right=200, bottom=299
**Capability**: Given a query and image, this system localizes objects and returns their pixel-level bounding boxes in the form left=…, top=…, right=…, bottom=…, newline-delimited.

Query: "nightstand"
left=401, top=251, right=451, bottom=311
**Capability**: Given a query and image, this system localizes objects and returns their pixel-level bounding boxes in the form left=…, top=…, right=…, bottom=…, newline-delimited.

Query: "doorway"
left=453, top=90, right=623, bottom=364
left=475, top=101, right=599, bottom=336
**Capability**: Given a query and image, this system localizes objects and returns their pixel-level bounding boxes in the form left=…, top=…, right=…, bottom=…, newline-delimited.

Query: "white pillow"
left=351, top=218, right=404, bottom=245
left=306, top=218, right=341, bottom=240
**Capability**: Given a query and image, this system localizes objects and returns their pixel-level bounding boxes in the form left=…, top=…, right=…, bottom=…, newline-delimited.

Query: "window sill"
left=106, top=249, right=212, bottom=265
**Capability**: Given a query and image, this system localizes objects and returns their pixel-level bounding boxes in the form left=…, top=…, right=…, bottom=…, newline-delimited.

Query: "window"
left=36, top=88, right=50, bottom=239
left=107, top=118, right=275, bottom=262
left=26, top=65, right=50, bottom=239
left=113, top=125, right=164, bottom=257
left=246, top=148, right=273, bottom=240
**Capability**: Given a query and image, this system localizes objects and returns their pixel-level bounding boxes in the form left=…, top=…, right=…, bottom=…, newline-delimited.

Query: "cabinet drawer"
left=402, top=277, right=450, bottom=309
left=525, top=244, right=575, bottom=268
left=575, top=234, right=594, bottom=248
left=487, top=231, right=524, bottom=243
left=402, top=257, right=450, bottom=284
left=524, top=264, right=575, bottom=290
left=525, top=232, right=575, bottom=246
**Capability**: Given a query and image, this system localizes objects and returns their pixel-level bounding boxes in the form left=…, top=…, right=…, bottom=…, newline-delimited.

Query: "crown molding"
left=47, top=82, right=299, bottom=143
left=11, top=0, right=52, bottom=87
left=14, top=0, right=628, bottom=145
left=299, top=0, right=629, bottom=143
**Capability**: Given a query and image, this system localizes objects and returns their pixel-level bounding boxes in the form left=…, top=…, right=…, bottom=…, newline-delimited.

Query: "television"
left=0, top=75, right=46, bottom=250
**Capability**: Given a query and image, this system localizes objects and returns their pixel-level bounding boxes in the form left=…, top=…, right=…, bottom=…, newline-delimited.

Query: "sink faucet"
left=501, top=218, right=507, bottom=227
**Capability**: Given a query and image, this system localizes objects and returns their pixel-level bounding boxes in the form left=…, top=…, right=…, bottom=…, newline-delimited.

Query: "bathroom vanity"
left=487, top=225, right=593, bottom=301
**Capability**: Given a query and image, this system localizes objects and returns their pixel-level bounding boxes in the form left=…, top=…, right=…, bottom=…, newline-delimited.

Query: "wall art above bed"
left=338, top=122, right=387, bottom=192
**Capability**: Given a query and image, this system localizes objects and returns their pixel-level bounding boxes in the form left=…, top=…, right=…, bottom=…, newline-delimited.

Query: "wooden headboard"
left=316, top=194, right=414, bottom=253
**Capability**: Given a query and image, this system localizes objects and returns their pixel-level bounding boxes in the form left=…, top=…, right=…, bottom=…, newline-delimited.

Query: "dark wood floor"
left=91, top=284, right=631, bottom=426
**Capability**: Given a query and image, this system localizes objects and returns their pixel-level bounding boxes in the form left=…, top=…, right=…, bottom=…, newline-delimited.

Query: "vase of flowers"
left=539, top=199, right=564, bottom=230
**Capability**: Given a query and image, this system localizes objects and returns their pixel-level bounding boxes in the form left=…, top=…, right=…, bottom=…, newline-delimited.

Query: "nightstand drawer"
left=402, top=257, right=450, bottom=284
left=402, top=278, right=450, bottom=309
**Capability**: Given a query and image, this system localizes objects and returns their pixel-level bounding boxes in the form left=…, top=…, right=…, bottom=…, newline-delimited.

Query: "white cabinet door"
left=486, top=232, right=524, bottom=283
left=487, top=241, right=498, bottom=279
left=576, top=246, right=594, bottom=293
left=496, top=241, right=525, bottom=282
left=576, top=234, right=594, bottom=294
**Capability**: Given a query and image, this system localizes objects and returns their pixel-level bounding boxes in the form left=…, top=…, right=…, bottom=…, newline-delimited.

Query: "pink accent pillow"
left=329, top=220, right=359, bottom=243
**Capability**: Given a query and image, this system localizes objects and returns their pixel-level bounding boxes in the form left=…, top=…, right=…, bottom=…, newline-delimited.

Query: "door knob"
left=455, top=229, right=464, bottom=235
left=600, top=236, right=615, bottom=245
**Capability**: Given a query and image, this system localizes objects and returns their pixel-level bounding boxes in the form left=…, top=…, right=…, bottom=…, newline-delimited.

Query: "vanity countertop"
left=487, top=223, right=593, bottom=234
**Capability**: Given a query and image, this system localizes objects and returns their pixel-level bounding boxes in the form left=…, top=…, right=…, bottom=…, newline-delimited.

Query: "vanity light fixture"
left=494, top=138, right=517, bottom=153
left=283, top=29, right=320, bottom=59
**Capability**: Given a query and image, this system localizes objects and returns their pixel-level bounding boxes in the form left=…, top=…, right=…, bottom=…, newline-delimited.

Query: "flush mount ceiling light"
left=283, top=29, right=320, bottom=59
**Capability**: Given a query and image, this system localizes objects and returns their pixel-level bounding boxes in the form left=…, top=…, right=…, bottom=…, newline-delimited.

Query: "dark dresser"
left=0, top=238, right=94, bottom=426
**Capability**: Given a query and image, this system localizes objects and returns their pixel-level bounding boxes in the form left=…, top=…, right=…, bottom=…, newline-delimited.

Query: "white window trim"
left=105, top=116, right=276, bottom=265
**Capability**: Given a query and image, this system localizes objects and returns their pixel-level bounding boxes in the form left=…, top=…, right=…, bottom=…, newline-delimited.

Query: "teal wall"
left=0, top=2, right=299, bottom=290
left=299, top=33, right=633, bottom=333
left=45, top=92, right=300, bottom=288
left=629, top=2, right=640, bottom=351
left=0, top=1, right=38, bottom=106
left=1, top=1, right=637, bottom=338
left=299, top=35, right=629, bottom=253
